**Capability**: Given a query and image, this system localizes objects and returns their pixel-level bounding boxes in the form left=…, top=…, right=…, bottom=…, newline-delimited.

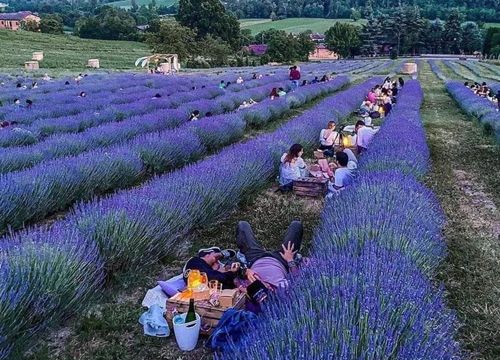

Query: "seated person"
left=319, top=121, right=340, bottom=155
left=236, top=220, right=304, bottom=290
left=367, top=89, right=377, bottom=104
left=359, top=100, right=373, bottom=116
left=328, top=151, right=355, bottom=192
left=277, top=87, right=287, bottom=97
left=355, top=120, right=378, bottom=153
left=311, top=76, right=319, bottom=84
left=279, top=144, right=306, bottom=191
left=219, top=80, right=226, bottom=89
left=152, top=93, right=162, bottom=99
left=189, top=110, right=200, bottom=121
left=341, top=147, right=358, bottom=170
left=269, top=88, right=279, bottom=99
left=300, top=80, right=308, bottom=87
left=236, top=76, right=244, bottom=84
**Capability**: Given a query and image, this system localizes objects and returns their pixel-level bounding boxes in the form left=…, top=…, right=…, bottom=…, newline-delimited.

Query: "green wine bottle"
left=185, top=298, right=196, bottom=323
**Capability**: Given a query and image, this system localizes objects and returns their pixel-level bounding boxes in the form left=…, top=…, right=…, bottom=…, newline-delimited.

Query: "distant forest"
left=4, top=0, right=500, bottom=22
left=226, top=0, right=499, bottom=22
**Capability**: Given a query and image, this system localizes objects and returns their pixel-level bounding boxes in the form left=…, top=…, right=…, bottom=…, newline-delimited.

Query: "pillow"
left=158, top=274, right=186, bottom=297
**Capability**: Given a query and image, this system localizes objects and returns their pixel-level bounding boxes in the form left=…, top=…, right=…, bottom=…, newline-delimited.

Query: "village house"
left=0, top=11, right=40, bottom=31
left=309, top=44, right=339, bottom=60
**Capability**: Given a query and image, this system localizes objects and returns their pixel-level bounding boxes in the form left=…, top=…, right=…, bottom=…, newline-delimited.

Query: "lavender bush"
left=218, top=80, right=461, bottom=360
left=0, top=77, right=350, bottom=235
left=0, top=77, right=379, bottom=359
left=446, top=80, right=500, bottom=143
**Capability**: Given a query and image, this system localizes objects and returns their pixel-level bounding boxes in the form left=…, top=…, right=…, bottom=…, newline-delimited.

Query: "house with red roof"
left=0, top=11, right=40, bottom=31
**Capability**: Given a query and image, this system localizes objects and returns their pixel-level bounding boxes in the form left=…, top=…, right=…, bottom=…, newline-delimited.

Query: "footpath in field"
left=420, top=62, right=500, bottom=360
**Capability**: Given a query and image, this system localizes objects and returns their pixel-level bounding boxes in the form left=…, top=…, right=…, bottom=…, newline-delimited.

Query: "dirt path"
left=420, top=61, right=500, bottom=360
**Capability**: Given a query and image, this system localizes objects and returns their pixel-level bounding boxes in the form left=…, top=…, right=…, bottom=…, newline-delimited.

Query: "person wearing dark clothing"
left=236, top=220, right=303, bottom=272
left=183, top=248, right=240, bottom=289
left=289, top=66, right=301, bottom=91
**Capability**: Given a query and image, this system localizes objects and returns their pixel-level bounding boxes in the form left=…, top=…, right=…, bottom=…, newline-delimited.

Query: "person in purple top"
left=236, top=220, right=303, bottom=289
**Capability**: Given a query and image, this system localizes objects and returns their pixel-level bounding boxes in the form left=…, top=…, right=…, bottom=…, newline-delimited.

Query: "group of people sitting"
left=277, top=78, right=390, bottom=195
left=359, top=77, right=403, bottom=122
left=464, top=81, right=500, bottom=109
left=269, top=87, right=287, bottom=99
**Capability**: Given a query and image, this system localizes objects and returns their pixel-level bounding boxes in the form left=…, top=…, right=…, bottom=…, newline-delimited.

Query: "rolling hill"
left=239, top=18, right=366, bottom=35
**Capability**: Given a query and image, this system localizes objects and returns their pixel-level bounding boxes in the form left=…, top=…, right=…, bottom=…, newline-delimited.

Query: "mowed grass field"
left=239, top=18, right=366, bottom=34
left=107, top=0, right=176, bottom=8
left=0, top=30, right=149, bottom=70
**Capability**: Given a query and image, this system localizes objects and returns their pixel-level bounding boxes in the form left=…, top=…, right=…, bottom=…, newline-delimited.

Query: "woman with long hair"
left=318, top=121, right=340, bottom=156
left=279, top=144, right=306, bottom=191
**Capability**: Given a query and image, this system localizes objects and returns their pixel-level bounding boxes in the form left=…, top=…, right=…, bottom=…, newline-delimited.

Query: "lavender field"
left=0, top=60, right=499, bottom=360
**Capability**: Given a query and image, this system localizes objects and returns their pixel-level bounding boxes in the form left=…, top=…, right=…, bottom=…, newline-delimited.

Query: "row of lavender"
left=446, top=81, right=500, bottom=143
left=0, top=78, right=380, bottom=359
left=0, top=72, right=290, bottom=147
left=0, top=76, right=351, bottom=235
left=0, top=61, right=369, bottom=148
left=0, top=60, right=366, bottom=151
left=221, top=80, right=460, bottom=359
left=0, top=76, right=295, bottom=172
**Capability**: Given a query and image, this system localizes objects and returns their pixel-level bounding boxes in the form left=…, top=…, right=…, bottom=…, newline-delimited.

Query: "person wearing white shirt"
left=355, top=120, right=378, bottom=154
left=279, top=144, right=306, bottom=191
left=328, top=152, right=354, bottom=194
left=343, top=148, right=358, bottom=170
left=318, top=121, right=340, bottom=157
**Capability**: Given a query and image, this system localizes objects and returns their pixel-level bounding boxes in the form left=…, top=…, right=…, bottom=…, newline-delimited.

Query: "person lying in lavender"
left=183, top=221, right=304, bottom=291
left=236, top=220, right=304, bottom=290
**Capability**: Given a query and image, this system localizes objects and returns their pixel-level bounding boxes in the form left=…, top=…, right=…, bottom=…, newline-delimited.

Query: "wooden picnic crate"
left=293, top=177, right=328, bottom=197
left=165, top=292, right=246, bottom=335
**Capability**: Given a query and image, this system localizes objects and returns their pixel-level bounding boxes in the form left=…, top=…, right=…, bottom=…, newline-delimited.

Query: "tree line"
left=226, top=0, right=499, bottom=23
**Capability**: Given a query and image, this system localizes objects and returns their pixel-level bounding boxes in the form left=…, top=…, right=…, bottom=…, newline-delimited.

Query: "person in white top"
left=355, top=120, right=378, bottom=153
left=236, top=76, right=244, bottom=84
left=328, top=151, right=355, bottom=195
left=342, top=148, right=358, bottom=170
left=279, top=144, right=307, bottom=191
left=319, top=121, right=341, bottom=154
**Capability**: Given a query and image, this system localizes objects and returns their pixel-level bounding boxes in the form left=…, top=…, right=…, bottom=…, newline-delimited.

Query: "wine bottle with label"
left=185, top=298, right=196, bottom=323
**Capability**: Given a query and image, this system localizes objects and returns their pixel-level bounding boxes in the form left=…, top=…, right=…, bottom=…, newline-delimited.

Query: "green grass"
left=484, top=22, right=500, bottom=28
left=420, top=61, right=500, bottom=360
left=239, top=17, right=366, bottom=35
left=0, top=29, right=149, bottom=71
left=107, top=0, right=176, bottom=8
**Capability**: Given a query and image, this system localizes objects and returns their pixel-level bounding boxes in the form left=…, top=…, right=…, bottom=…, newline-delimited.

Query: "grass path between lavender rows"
left=420, top=61, right=500, bottom=360
left=24, top=82, right=371, bottom=360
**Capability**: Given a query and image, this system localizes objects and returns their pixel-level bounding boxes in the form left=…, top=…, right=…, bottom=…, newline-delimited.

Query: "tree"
left=350, top=8, right=361, bottom=22
left=21, top=19, right=40, bottom=32
left=146, top=21, right=197, bottom=60
left=443, top=9, right=464, bottom=54
left=75, top=6, right=138, bottom=41
left=325, top=22, right=360, bottom=58
left=423, top=19, right=445, bottom=53
left=131, top=0, right=139, bottom=12
left=359, top=17, right=381, bottom=56
left=39, top=14, right=64, bottom=34
left=483, top=27, right=500, bottom=55
left=176, top=0, right=241, bottom=50
left=460, top=21, right=483, bottom=54
left=295, top=32, right=316, bottom=61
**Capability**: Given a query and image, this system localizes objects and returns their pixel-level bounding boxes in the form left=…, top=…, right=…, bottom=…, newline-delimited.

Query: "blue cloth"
left=139, top=304, right=170, bottom=337
left=207, top=309, right=258, bottom=352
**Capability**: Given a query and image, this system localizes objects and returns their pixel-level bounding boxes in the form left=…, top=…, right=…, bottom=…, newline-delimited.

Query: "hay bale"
left=32, top=52, right=44, bottom=61
left=25, top=61, right=39, bottom=71
left=87, top=59, right=100, bottom=68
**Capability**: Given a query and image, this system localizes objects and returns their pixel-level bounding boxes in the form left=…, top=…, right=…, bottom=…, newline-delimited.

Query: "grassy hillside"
left=239, top=18, right=366, bottom=35
left=0, top=30, right=149, bottom=70
left=107, top=0, right=176, bottom=8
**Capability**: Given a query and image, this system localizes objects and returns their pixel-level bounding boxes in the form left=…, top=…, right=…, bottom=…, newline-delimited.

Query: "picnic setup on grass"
left=0, top=55, right=498, bottom=360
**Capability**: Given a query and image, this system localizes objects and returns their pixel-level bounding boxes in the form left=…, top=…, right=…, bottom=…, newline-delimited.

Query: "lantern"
left=342, top=134, right=352, bottom=147
left=186, top=270, right=208, bottom=291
